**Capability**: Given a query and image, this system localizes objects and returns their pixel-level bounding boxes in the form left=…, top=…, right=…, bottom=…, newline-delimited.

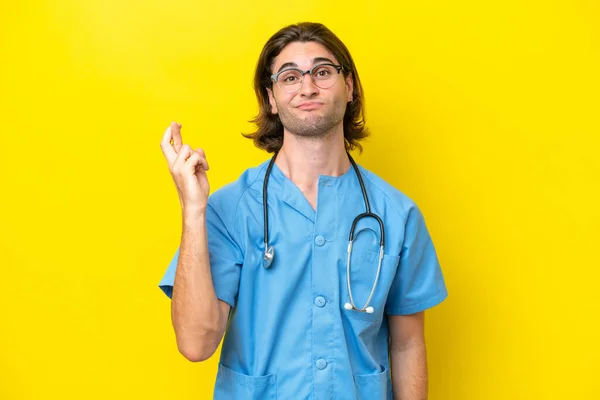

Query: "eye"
left=313, top=65, right=334, bottom=79
left=278, top=70, right=302, bottom=85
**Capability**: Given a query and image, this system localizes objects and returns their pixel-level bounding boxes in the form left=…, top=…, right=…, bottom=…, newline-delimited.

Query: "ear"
left=266, top=87, right=278, bottom=114
left=345, top=73, right=354, bottom=103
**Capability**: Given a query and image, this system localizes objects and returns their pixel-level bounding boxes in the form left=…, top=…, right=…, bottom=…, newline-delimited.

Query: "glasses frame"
left=270, top=63, right=344, bottom=94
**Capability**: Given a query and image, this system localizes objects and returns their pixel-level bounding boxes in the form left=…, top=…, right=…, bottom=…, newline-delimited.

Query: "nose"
left=299, top=72, right=319, bottom=97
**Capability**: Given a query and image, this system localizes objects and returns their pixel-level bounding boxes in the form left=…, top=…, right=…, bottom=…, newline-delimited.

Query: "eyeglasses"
left=271, top=63, right=343, bottom=94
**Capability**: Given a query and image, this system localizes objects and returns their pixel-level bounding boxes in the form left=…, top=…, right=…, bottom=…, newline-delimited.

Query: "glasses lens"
left=277, top=69, right=303, bottom=93
left=312, top=65, right=339, bottom=89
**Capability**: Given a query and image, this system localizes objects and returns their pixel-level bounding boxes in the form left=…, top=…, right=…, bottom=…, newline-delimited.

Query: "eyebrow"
left=275, top=57, right=337, bottom=73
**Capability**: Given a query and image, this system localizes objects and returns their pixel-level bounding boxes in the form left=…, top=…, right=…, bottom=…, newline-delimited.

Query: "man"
left=159, top=22, right=447, bottom=400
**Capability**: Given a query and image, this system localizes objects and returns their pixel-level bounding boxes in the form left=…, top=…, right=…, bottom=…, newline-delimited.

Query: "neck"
left=275, top=126, right=350, bottom=188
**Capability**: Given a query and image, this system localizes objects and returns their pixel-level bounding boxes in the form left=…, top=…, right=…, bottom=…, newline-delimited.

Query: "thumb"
left=194, top=149, right=210, bottom=171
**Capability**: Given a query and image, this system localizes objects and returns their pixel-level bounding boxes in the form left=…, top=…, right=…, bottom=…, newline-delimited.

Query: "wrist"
left=182, top=206, right=207, bottom=221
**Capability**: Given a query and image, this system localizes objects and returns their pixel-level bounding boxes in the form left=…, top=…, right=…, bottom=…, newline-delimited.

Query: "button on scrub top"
left=159, top=159, right=448, bottom=400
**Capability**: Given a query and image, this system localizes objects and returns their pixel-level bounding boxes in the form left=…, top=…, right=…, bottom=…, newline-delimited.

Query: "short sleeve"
left=158, top=202, right=243, bottom=308
left=385, top=205, right=448, bottom=315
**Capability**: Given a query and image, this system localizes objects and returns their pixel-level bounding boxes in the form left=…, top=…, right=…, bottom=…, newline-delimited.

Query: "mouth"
left=297, top=102, right=323, bottom=111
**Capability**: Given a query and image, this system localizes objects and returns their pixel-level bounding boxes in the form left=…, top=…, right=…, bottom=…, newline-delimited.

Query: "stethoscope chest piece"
left=263, top=245, right=274, bottom=268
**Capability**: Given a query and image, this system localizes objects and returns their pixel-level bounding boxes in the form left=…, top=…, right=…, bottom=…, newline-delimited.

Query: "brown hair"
left=243, top=22, right=370, bottom=153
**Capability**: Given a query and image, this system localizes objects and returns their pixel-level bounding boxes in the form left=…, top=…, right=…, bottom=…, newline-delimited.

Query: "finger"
left=194, top=148, right=209, bottom=170
left=185, top=152, right=209, bottom=172
left=184, top=152, right=200, bottom=172
left=172, top=144, right=192, bottom=172
left=170, top=122, right=183, bottom=153
left=160, top=125, right=177, bottom=165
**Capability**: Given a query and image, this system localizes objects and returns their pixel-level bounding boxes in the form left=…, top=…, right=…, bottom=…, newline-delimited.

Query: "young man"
left=159, top=22, right=447, bottom=400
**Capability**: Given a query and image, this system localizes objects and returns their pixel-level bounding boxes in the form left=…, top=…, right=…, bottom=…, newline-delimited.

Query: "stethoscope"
left=262, top=152, right=385, bottom=314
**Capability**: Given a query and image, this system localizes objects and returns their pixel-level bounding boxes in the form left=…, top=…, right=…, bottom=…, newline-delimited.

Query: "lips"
left=297, top=102, right=323, bottom=110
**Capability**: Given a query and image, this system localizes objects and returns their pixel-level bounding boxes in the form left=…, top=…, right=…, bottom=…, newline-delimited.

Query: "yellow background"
left=1, top=0, right=598, bottom=398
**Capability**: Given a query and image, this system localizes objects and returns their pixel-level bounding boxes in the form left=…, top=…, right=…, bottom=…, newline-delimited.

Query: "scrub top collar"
left=268, top=160, right=358, bottom=222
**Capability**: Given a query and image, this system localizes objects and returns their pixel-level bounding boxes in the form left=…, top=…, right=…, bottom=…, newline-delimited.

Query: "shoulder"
left=356, top=164, right=420, bottom=219
left=206, top=159, right=270, bottom=226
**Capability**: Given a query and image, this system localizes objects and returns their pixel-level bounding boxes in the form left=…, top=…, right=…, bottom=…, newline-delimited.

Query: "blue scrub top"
left=159, top=159, right=448, bottom=400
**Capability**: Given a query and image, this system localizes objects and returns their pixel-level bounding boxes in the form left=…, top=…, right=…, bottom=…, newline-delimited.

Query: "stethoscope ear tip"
left=365, top=306, right=374, bottom=314
left=344, top=303, right=353, bottom=310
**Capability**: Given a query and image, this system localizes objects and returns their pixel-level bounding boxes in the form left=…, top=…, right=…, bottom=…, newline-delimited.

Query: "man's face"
left=266, top=41, right=354, bottom=139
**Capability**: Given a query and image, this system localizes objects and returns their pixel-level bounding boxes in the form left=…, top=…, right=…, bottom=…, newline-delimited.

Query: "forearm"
left=171, top=210, right=224, bottom=360
left=390, top=341, right=428, bottom=400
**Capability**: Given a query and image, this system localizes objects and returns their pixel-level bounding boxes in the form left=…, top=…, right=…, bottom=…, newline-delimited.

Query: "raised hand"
left=160, top=122, right=210, bottom=215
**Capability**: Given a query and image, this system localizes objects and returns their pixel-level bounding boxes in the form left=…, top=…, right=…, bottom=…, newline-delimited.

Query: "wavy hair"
left=243, top=22, right=370, bottom=153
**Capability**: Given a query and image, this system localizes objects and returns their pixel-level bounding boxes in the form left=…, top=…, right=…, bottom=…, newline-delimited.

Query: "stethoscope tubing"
left=262, top=151, right=385, bottom=313
left=346, top=243, right=384, bottom=313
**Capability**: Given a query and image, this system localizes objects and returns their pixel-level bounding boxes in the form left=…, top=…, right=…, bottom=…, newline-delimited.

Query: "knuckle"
left=171, top=162, right=182, bottom=173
